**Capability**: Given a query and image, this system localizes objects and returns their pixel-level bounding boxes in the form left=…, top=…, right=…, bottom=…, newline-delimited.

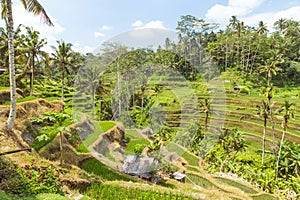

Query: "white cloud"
left=100, top=25, right=112, bottom=31
left=94, top=25, right=112, bottom=38
left=7, top=4, right=65, bottom=52
left=228, top=0, right=265, bottom=10
left=140, top=20, right=167, bottom=29
left=266, top=6, right=300, bottom=24
left=242, top=6, right=300, bottom=30
left=241, top=12, right=273, bottom=26
left=94, top=32, right=105, bottom=38
left=132, top=20, right=143, bottom=27
left=206, top=5, right=244, bottom=25
left=73, top=43, right=96, bottom=54
left=205, top=0, right=265, bottom=25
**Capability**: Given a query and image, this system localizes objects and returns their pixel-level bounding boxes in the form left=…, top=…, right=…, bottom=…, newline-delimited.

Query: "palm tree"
left=100, top=42, right=127, bottom=118
left=77, top=57, right=104, bottom=120
left=256, top=100, right=269, bottom=165
left=0, top=24, right=22, bottom=70
left=259, top=55, right=283, bottom=85
left=274, top=18, right=287, bottom=35
left=260, top=85, right=276, bottom=146
left=2, top=0, right=53, bottom=129
left=20, top=26, right=47, bottom=96
left=200, top=98, right=212, bottom=130
left=275, top=100, right=295, bottom=179
left=228, top=15, right=239, bottom=31
left=51, top=40, right=77, bottom=102
left=257, top=21, right=268, bottom=35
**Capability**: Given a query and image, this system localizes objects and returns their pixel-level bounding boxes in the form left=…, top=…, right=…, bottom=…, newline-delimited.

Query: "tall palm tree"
left=51, top=40, right=76, bottom=102
left=76, top=56, right=104, bottom=120
left=228, top=15, right=239, bottom=31
left=257, top=21, right=268, bottom=35
left=0, top=24, right=22, bottom=70
left=275, top=100, right=295, bottom=179
left=2, top=0, right=53, bottom=129
left=260, top=85, right=276, bottom=146
left=200, top=98, right=212, bottom=131
left=260, top=55, right=283, bottom=85
left=274, top=18, right=287, bottom=35
left=256, top=100, right=269, bottom=165
left=20, top=26, right=47, bottom=96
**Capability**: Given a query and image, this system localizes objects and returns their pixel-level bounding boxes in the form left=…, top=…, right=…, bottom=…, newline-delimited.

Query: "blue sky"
left=9, top=0, right=300, bottom=53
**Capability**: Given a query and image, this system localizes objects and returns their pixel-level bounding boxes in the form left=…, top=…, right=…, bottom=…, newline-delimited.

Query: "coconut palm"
left=2, top=0, right=53, bottom=129
left=51, top=40, right=79, bottom=102
left=275, top=100, right=295, bottom=179
left=259, top=55, right=283, bottom=85
left=76, top=56, right=104, bottom=120
left=200, top=98, right=212, bottom=130
left=0, top=24, right=23, bottom=70
left=20, top=26, right=47, bottom=96
left=257, top=21, right=268, bottom=35
left=228, top=15, right=239, bottom=31
left=260, top=85, right=276, bottom=146
left=274, top=18, right=287, bottom=35
left=256, top=100, right=270, bottom=165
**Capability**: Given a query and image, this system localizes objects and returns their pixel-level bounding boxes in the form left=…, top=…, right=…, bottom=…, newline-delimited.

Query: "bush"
left=0, top=158, right=63, bottom=196
left=239, top=86, right=250, bottom=95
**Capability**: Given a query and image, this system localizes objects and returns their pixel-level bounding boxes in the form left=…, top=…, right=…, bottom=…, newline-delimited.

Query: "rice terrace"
left=0, top=0, right=300, bottom=199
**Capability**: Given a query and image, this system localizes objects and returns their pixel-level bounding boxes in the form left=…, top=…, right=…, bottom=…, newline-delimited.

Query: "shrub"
left=0, top=158, right=63, bottom=196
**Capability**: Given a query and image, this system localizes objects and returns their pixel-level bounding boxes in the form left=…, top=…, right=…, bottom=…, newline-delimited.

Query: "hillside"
left=0, top=94, right=281, bottom=200
left=1, top=13, right=300, bottom=200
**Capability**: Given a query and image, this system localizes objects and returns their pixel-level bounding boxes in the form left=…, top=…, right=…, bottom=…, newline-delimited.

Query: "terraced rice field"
left=150, top=80, right=300, bottom=153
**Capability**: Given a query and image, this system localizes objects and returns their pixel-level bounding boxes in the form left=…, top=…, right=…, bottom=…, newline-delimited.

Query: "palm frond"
left=22, top=0, right=53, bottom=26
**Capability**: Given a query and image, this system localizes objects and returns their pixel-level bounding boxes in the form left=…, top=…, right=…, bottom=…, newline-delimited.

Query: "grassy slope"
left=1, top=74, right=292, bottom=199
left=82, top=121, right=115, bottom=147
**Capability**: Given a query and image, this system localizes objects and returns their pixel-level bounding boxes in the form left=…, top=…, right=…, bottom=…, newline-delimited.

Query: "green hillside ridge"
left=2, top=13, right=300, bottom=200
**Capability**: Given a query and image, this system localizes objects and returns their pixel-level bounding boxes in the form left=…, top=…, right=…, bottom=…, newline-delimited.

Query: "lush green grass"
left=83, top=121, right=115, bottom=147
left=185, top=173, right=216, bottom=189
left=125, top=138, right=150, bottom=154
left=44, top=97, right=61, bottom=101
left=85, top=184, right=193, bottom=200
left=251, top=194, right=279, bottom=200
left=125, top=129, right=145, bottom=139
left=0, top=192, right=69, bottom=200
left=0, top=86, right=9, bottom=90
left=166, top=142, right=199, bottom=166
left=99, top=121, right=116, bottom=132
left=81, top=158, right=136, bottom=182
left=215, top=177, right=257, bottom=194
left=76, top=143, right=89, bottom=153
left=3, top=96, right=39, bottom=105
left=185, top=165, right=200, bottom=173
left=33, top=118, right=73, bottom=150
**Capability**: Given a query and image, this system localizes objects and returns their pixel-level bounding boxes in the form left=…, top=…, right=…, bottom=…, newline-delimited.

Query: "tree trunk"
left=225, top=35, right=228, bottom=71
left=246, top=39, right=251, bottom=72
left=60, top=131, right=63, bottom=165
left=6, top=0, right=17, bottom=130
left=99, top=99, right=102, bottom=121
left=117, top=61, right=121, bottom=118
left=205, top=113, right=208, bottom=131
left=61, top=64, right=65, bottom=102
left=141, top=88, right=144, bottom=123
left=262, top=117, right=267, bottom=165
left=30, top=56, right=35, bottom=96
left=92, top=85, right=95, bottom=120
left=250, top=38, right=260, bottom=74
left=276, top=127, right=286, bottom=179
left=269, top=103, right=276, bottom=150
